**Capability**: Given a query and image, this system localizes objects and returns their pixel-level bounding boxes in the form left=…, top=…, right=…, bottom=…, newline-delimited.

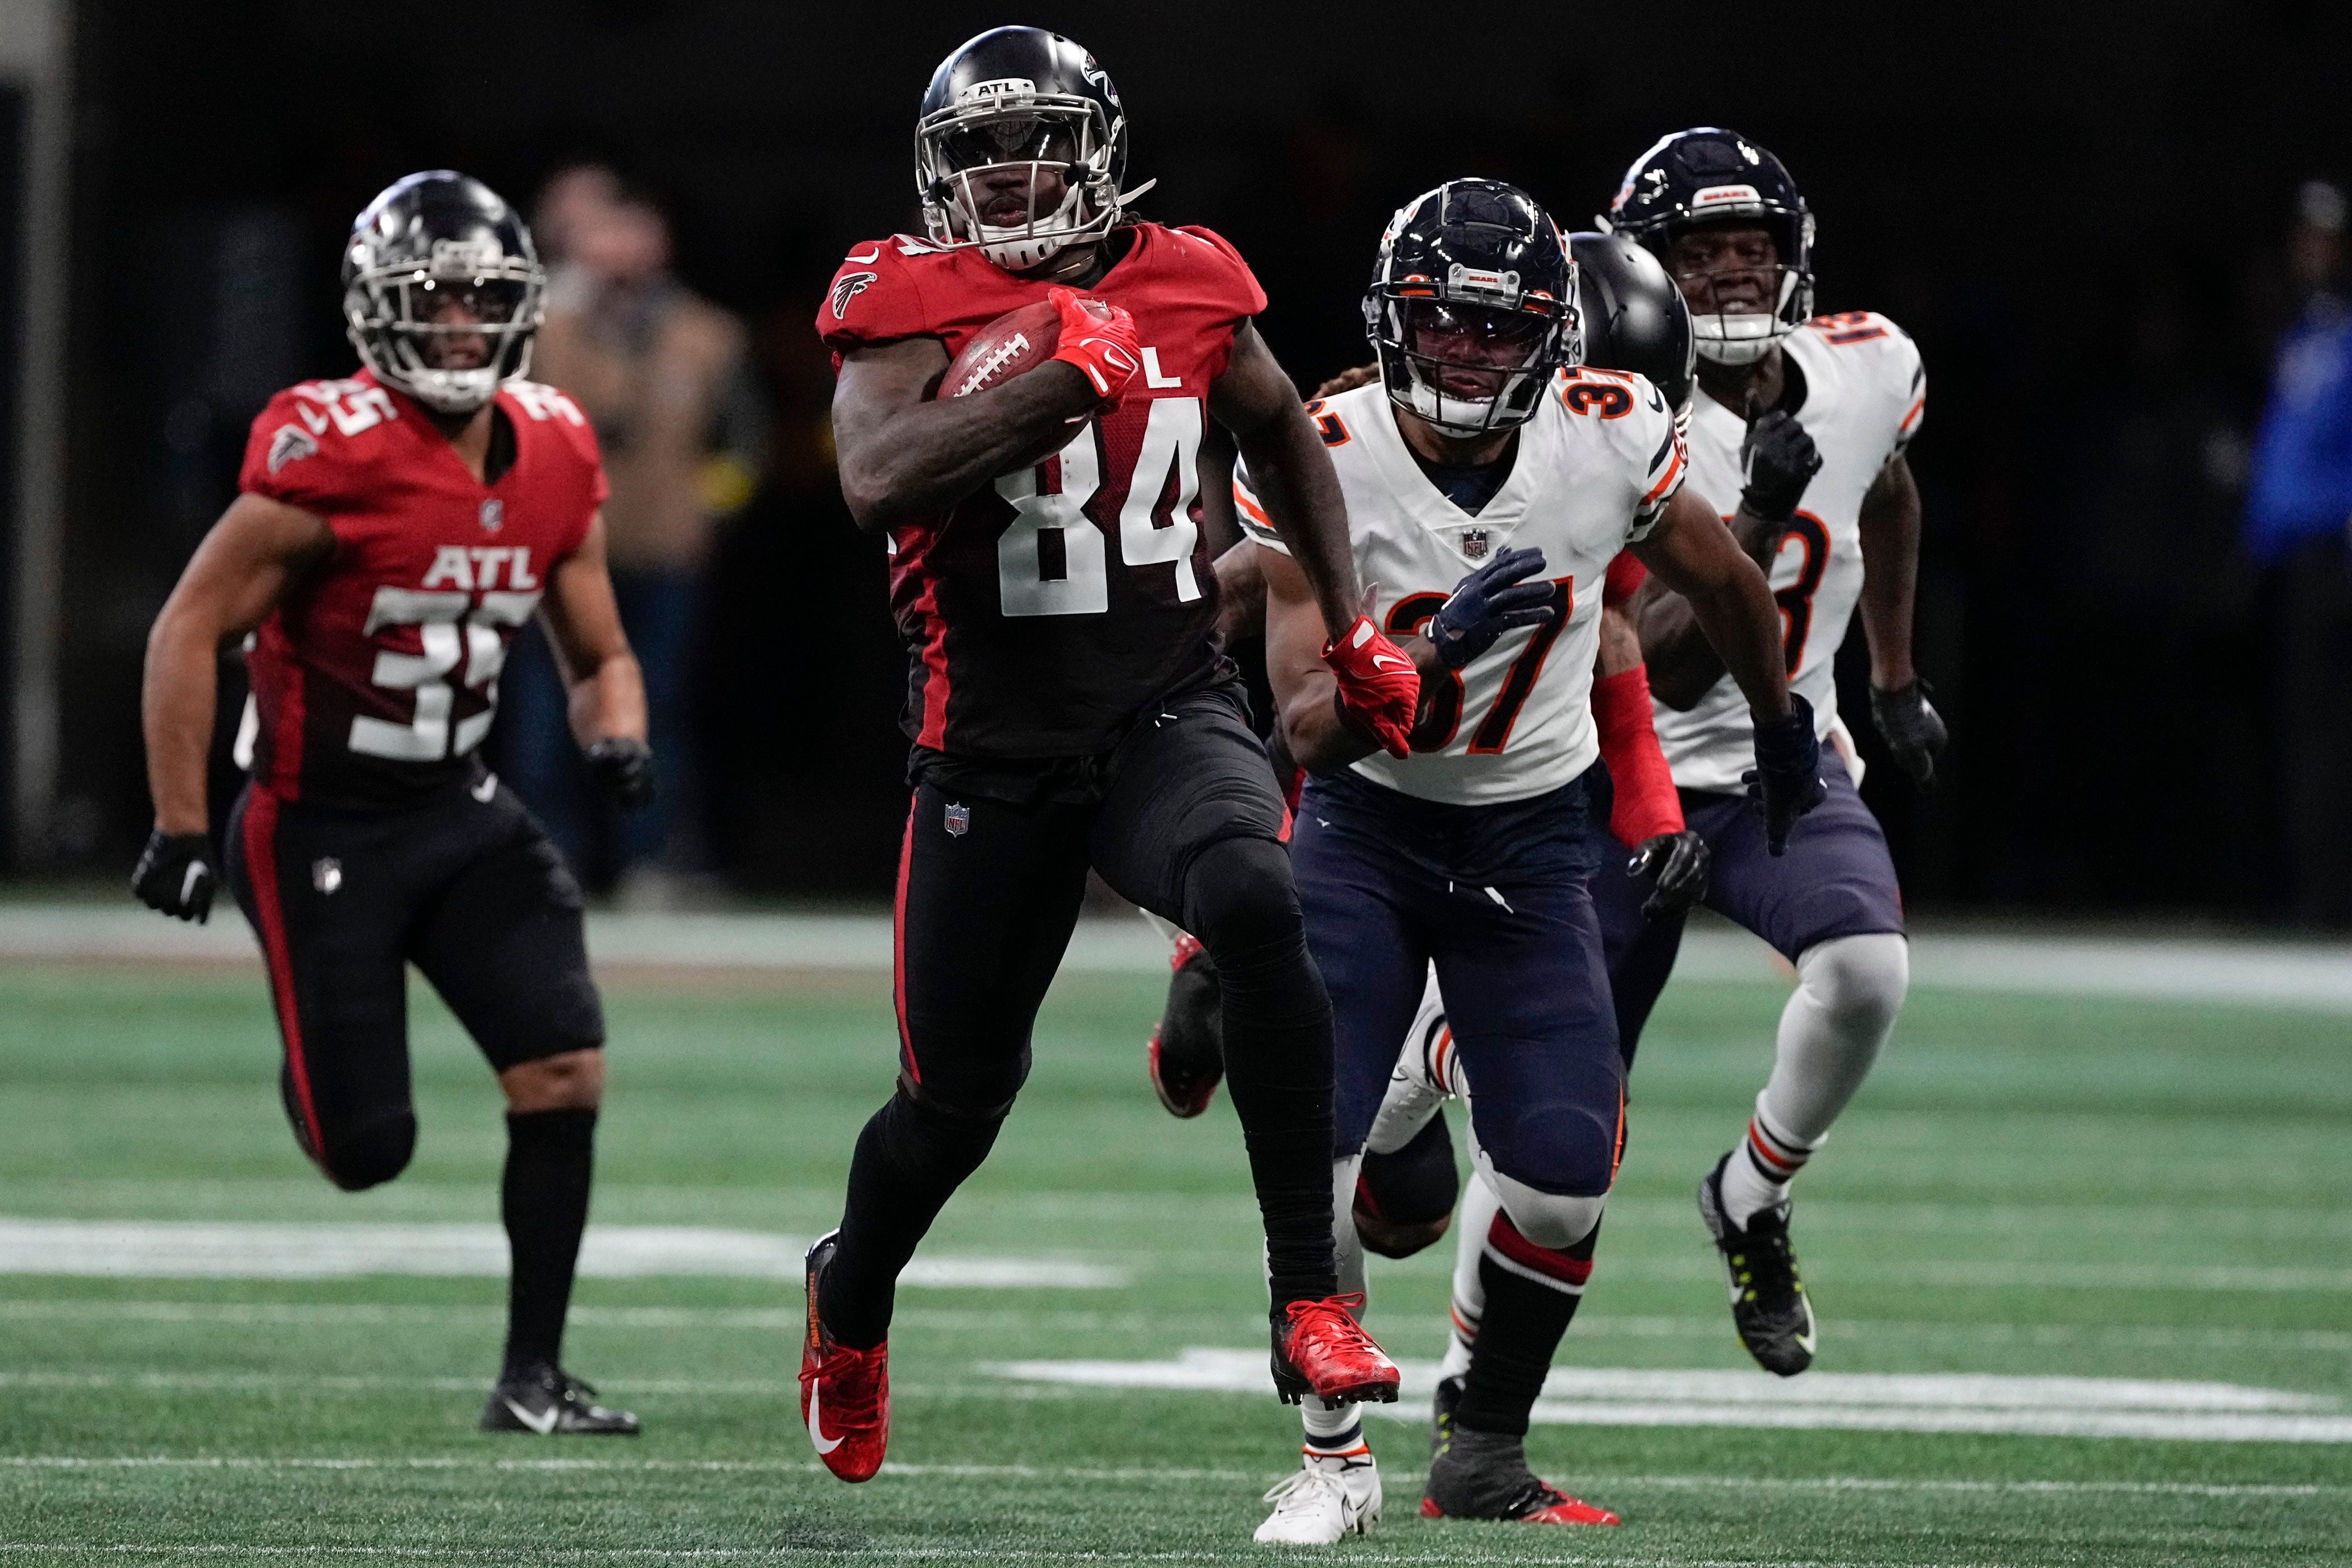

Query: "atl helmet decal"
left=830, top=271, right=878, bottom=321
left=956, top=76, right=1036, bottom=105
left=429, top=236, right=505, bottom=269
left=266, top=424, right=319, bottom=475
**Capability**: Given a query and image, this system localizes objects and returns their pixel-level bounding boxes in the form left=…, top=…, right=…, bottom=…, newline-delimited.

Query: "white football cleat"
left=1253, top=1447, right=1382, bottom=1545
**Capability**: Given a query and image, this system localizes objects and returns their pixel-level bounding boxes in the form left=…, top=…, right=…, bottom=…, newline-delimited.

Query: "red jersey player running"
left=804, top=26, right=1419, bottom=1484
left=135, top=171, right=652, bottom=1434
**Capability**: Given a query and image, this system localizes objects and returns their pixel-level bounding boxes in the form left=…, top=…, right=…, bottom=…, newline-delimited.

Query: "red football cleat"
left=1419, top=1490, right=1621, bottom=1526
left=1146, top=931, right=1224, bottom=1118
left=1271, top=1294, right=1401, bottom=1405
left=799, top=1230, right=889, bottom=1483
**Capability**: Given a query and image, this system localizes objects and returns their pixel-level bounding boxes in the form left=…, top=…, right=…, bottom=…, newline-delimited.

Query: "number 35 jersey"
left=235, top=369, right=606, bottom=809
left=1651, top=313, right=1926, bottom=794
left=1241, top=370, right=1687, bottom=806
left=818, top=223, right=1265, bottom=758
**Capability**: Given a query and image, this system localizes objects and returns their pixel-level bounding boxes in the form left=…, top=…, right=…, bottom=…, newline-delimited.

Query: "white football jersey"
left=1241, top=369, right=1686, bottom=805
left=1650, top=311, right=1925, bottom=793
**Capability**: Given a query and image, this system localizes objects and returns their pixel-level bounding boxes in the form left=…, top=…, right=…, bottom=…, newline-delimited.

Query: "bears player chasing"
left=1373, top=129, right=1950, bottom=1398
left=1242, top=180, right=1818, bottom=1542
left=134, top=171, right=652, bottom=1435
left=803, top=27, right=1418, bottom=1484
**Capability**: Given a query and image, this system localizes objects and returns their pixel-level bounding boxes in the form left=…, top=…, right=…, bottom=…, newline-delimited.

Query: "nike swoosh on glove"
left=1742, top=692, right=1827, bottom=856
left=1869, top=679, right=1948, bottom=787
left=1046, top=286, right=1142, bottom=415
left=132, top=830, right=217, bottom=924
left=1425, top=546, right=1557, bottom=669
left=1739, top=410, right=1823, bottom=523
left=588, top=737, right=656, bottom=810
left=1322, top=616, right=1420, bottom=759
left=1628, top=829, right=1711, bottom=921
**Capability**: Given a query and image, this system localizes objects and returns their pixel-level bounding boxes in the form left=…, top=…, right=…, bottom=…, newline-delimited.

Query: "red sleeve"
left=238, top=387, right=354, bottom=516
left=1603, top=551, right=1647, bottom=606
left=816, top=240, right=933, bottom=359
left=1173, top=224, right=1269, bottom=321
left=1593, top=664, right=1683, bottom=846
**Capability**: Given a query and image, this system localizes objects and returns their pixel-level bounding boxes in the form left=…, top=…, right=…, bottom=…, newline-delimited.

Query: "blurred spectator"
left=2245, top=181, right=2352, bottom=923
left=496, top=167, right=765, bottom=902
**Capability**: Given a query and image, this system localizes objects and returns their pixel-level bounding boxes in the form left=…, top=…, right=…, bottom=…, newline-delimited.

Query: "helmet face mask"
left=914, top=28, right=1144, bottom=273
left=1364, top=181, right=1580, bottom=440
left=1608, top=128, right=1814, bottom=368
left=343, top=172, right=544, bottom=415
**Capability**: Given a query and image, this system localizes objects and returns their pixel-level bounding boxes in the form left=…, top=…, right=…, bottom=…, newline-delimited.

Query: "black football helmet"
left=1363, top=178, right=1578, bottom=439
left=1606, top=128, right=1813, bottom=367
left=342, top=171, right=543, bottom=415
left=1571, top=231, right=1696, bottom=424
left=915, top=27, right=1151, bottom=272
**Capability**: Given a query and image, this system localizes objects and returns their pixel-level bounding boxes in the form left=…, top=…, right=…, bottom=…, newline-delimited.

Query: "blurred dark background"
left=32, top=0, right=2352, bottom=919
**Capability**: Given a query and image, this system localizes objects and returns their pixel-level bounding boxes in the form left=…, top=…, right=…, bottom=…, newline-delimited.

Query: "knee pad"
left=1485, top=1168, right=1606, bottom=1252
left=1800, top=932, right=1909, bottom=1036
left=1178, top=836, right=1301, bottom=983
left=314, top=1111, right=417, bottom=1193
left=1354, top=1113, right=1460, bottom=1259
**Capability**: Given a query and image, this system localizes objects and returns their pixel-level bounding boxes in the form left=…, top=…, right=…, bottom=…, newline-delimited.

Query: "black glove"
left=131, top=830, right=218, bottom=924
left=1739, top=409, right=1823, bottom=522
left=1869, top=679, right=1948, bottom=787
left=1628, top=830, right=1711, bottom=921
left=1424, top=546, right=1557, bottom=669
left=1742, top=693, right=1827, bottom=856
left=588, top=737, right=655, bottom=810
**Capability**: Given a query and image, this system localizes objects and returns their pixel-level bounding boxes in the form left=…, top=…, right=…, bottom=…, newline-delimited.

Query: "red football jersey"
left=236, top=369, right=606, bottom=807
left=818, top=222, right=1268, bottom=757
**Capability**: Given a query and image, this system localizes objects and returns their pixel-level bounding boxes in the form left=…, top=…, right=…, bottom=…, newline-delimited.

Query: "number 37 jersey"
left=818, top=223, right=1265, bottom=758
left=1651, top=312, right=1926, bottom=793
left=1242, top=370, right=1687, bottom=806
left=235, top=369, right=606, bottom=809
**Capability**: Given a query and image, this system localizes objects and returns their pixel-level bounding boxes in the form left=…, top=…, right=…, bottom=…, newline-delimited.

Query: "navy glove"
left=1742, top=693, right=1827, bottom=856
left=1425, top=546, right=1557, bottom=669
left=1869, top=679, right=1948, bottom=787
left=1628, top=830, right=1711, bottom=921
left=588, top=737, right=656, bottom=810
left=1739, top=409, right=1822, bottom=522
left=132, top=830, right=217, bottom=924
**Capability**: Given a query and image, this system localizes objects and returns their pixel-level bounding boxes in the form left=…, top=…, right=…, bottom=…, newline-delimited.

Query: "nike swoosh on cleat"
left=504, top=1396, right=560, bottom=1435
left=807, top=1378, right=844, bottom=1455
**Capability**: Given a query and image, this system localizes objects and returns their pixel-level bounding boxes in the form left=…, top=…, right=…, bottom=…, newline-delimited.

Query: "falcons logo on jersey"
left=831, top=271, right=878, bottom=321
left=267, top=423, right=319, bottom=475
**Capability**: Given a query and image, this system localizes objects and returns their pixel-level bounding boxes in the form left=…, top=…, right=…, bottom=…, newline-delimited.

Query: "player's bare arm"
left=140, top=493, right=334, bottom=835
left=1628, top=486, right=1793, bottom=722
left=1856, top=454, right=1919, bottom=690
left=1595, top=601, right=1642, bottom=677
left=1209, top=322, right=1362, bottom=638
left=538, top=513, right=647, bottom=747
left=1259, top=545, right=1442, bottom=773
left=830, top=336, right=1099, bottom=533
left=1211, top=540, right=1267, bottom=643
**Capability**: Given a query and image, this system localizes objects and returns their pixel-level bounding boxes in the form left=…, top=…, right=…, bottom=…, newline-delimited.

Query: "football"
left=938, top=300, right=1088, bottom=472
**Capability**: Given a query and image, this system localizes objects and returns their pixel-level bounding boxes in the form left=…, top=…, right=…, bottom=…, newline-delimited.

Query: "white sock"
left=1721, top=932, right=1908, bottom=1227
left=1437, top=1174, right=1501, bottom=1381
left=1301, top=1395, right=1363, bottom=1454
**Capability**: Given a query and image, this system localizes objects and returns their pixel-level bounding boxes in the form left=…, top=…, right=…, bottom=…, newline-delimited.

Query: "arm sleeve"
left=816, top=242, right=933, bottom=358
left=1603, top=551, right=1648, bottom=607
left=1593, top=663, right=1684, bottom=846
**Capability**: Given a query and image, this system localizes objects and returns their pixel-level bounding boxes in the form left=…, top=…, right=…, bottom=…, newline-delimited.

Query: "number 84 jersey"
left=1241, top=370, right=1687, bottom=806
left=236, top=369, right=607, bottom=809
left=1651, top=312, right=1926, bottom=793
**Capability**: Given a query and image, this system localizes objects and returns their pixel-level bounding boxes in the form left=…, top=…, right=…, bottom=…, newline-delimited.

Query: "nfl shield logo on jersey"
left=479, top=499, right=504, bottom=533
left=1460, top=528, right=1490, bottom=560
left=944, top=802, right=971, bottom=838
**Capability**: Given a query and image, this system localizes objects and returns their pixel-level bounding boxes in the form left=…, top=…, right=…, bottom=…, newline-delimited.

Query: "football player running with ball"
left=1241, top=180, right=1817, bottom=1542
left=1374, top=128, right=1949, bottom=1399
left=135, top=172, right=653, bottom=1434
left=804, top=27, right=1417, bottom=1484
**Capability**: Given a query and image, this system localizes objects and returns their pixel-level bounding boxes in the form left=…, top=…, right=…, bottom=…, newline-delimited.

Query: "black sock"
left=1185, top=838, right=1338, bottom=1312
left=1455, top=1215, right=1599, bottom=1437
left=820, top=1090, right=1004, bottom=1350
left=501, top=1107, right=597, bottom=1376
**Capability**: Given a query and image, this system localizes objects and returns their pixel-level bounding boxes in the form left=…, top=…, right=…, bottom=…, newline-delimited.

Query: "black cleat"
left=1429, top=1372, right=1464, bottom=1462
left=1147, top=932, right=1224, bottom=1118
left=480, top=1362, right=641, bottom=1436
left=1697, top=1151, right=1817, bottom=1376
left=1422, top=1424, right=1619, bottom=1525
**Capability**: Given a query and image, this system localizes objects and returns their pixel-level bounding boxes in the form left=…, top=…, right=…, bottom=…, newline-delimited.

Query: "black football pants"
left=824, top=680, right=1338, bottom=1347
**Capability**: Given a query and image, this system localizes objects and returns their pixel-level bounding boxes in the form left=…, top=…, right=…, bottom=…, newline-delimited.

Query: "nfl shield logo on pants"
left=1461, top=528, right=1490, bottom=560
left=944, top=802, right=971, bottom=838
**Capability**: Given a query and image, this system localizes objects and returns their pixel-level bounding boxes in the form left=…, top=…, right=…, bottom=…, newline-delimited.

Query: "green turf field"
left=3, top=955, right=2349, bottom=1565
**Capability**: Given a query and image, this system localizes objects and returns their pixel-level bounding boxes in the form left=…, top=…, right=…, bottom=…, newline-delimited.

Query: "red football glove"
left=1046, top=286, right=1142, bottom=414
left=1322, top=615, right=1420, bottom=759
